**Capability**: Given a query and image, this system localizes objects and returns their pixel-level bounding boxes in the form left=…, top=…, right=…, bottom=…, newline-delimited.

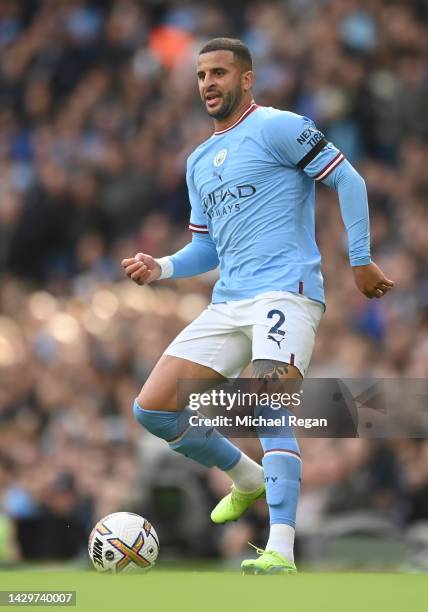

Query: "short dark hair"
left=199, top=38, right=253, bottom=71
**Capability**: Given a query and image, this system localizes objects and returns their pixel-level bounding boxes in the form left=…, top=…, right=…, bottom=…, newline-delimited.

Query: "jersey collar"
left=213, top=102, right=259, bottom=136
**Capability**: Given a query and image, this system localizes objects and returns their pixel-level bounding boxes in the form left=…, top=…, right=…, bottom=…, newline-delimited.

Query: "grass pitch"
left=1, top=567, right=427, bottom=612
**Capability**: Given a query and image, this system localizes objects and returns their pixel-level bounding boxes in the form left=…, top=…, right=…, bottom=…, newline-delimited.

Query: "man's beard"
left=206, top=87, right=242, bottom=120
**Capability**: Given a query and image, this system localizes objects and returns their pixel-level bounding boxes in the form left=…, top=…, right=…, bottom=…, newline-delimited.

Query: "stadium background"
left=0, top=0, right=427, bottom=571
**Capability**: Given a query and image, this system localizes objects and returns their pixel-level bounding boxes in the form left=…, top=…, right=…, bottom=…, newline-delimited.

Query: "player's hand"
left=352, top=262, right=395, bottom=299
left=121, top=253, right=161, bottom=285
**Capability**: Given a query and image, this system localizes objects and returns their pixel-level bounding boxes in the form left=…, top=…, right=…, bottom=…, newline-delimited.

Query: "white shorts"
left=164, top=291, right=323, bottom=378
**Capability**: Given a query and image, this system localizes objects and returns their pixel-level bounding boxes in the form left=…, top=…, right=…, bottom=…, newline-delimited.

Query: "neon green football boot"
left=210, top=484, right=265, bottom=524
left=241, top=546, right=297, bottom=575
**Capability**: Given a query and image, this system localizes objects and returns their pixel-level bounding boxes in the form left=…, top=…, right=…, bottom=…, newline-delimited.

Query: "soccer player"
left=121, top=38, right=394, bottom=574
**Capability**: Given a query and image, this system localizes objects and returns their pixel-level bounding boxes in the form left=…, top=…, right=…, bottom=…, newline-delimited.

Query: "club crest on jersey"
left=213, top=148, right=228, bottom=167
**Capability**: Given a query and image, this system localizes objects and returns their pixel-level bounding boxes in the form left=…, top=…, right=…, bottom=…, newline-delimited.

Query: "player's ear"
left=242, top=70, right=254, bottom=91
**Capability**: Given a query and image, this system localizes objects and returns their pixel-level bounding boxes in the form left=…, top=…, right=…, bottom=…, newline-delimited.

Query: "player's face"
left=197, top=50, right=252, bottom=120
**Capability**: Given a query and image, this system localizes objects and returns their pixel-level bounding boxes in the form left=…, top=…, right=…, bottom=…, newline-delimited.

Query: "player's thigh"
left=137, top=354, right=224, bottom=411
left=252, top=358, right=302, bottom=380
left=251, top=357, right=303, bottom=409
left=165, top=303, right=251, bottom=373
left=251, top=292, right=323, bottom=378
left=138, top=304, right=252, bottom=411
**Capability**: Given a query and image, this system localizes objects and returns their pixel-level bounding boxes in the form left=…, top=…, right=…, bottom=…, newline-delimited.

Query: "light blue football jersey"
left=186, top=104, right=347, bottom=305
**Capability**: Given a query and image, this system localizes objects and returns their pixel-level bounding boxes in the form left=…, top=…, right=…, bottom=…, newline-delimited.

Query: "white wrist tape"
left=155, top=256, right=174, bottom=280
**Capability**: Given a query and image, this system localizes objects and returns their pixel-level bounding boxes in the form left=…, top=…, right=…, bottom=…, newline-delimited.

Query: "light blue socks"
left=257, top=407, right=301, bottom=528
left=134, top=399, right=301, bottom=530
left=133, top=400, right=241, bottom=470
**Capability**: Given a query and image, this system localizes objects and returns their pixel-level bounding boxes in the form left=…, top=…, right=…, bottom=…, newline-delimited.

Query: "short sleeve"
left=263, top=112, right=345, bottom=182
left=186, top=164, right=209, bottom=234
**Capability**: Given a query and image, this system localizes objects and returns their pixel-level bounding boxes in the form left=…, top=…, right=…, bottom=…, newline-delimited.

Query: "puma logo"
left=267, top=334, right=285, bottom=349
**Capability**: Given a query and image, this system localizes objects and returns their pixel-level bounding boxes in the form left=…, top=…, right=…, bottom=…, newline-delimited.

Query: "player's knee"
left=133, top=399, right=182, bottom=441
left=133, top=399, right=163, bottom=435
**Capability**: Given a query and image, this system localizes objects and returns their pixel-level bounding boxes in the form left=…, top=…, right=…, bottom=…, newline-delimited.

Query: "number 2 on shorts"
left=267, top=309, right=285, bottom=337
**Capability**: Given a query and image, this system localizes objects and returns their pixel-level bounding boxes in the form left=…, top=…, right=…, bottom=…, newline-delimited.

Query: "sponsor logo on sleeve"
left=296, top=127, right=324, bottom=148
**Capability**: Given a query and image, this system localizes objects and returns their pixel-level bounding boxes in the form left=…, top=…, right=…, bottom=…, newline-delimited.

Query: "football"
left=88, top=512, right=159, bottom=574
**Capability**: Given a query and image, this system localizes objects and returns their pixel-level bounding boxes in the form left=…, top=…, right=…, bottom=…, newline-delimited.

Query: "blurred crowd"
left=0, top=0, right=427, bottom=566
